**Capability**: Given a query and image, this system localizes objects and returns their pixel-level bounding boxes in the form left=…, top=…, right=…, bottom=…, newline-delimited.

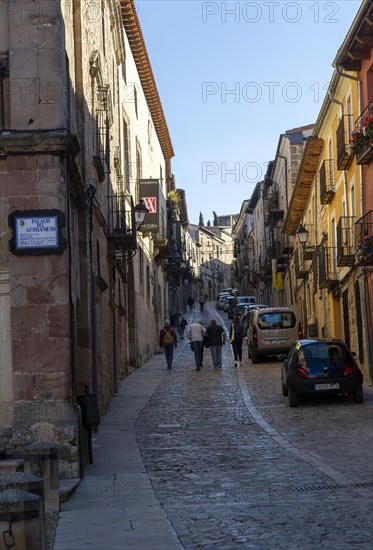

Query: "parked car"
left=241, top=304, right=268, bottom=328
left=236, top=296, right=256, bottom=306
left=220, top=287, right=236, bottom=296
left=216, top=293, right=231, bottom=310
left=224, top=296, right=236, bottom=313
left=247, top=307, right=302, bottom=363
left=281, top=339, right=364, bottom=407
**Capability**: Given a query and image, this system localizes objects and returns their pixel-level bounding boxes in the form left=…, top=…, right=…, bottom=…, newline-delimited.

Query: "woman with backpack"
left=159, top=320, right=177, bottom=370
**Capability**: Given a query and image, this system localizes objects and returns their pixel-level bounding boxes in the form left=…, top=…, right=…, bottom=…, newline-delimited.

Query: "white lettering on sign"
left=143, top=197, right=157, bottom=214
left=16, top=216, right=59, bottom=249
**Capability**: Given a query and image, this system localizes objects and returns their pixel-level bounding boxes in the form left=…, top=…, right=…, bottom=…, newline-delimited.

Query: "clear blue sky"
left=137, top=0, right=362, bottom=224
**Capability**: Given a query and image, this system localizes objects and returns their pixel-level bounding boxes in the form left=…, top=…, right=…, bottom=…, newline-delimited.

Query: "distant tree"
left=213, top=211, right=218, bottom=226
left=207, top=220, right=211, bottom=227
left=199, top=212, right=205, bottom=227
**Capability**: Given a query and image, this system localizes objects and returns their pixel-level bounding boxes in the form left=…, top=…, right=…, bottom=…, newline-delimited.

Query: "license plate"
left=314, top=383, right=340, bottom=390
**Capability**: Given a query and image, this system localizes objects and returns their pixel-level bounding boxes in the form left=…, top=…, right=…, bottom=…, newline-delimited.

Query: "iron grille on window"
left=319, top=159, right=335, bottom=204
left=336, top=115, right=354, bottom=170
left=318, top=246, right=338, bottom=289
left=336, top=216, right=356, bottom=267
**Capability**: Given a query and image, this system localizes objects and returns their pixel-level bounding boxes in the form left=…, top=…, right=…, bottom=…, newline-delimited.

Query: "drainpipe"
left=328, top=94, right=350, bottom=218
left=65, top=157, right=84, bottom=479
left=362, top=269, right=373, bottom=385
left=334, top=68, right=360, bottom=83
left=72, top=0, right=86, bottom=182
left=111, top=261, right=118, bottom=394
left=0, top=66, right=4, bottom=129
left=278, top=153, right=293, bottom=306
left=86, top=185, right=98, bottom=399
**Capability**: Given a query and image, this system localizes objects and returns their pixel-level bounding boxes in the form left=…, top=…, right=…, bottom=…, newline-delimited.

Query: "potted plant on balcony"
left=355, top=233, right=373, bottom=265
left=350, top=114, right=373, bottom=155
left=168, top=190, right=180, bottom=219
left=349, top=129, right=366, bottom=154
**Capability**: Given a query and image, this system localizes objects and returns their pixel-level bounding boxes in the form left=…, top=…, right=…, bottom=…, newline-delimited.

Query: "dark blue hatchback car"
left=281, top=339, right=364, bottom=407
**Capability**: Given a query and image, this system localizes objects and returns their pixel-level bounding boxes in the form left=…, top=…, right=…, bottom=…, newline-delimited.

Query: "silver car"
left=247, top=307, right=303, bottom=363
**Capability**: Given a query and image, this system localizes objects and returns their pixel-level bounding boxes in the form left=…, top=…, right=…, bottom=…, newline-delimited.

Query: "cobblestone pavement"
left=136, top=303, right=373, bottom=549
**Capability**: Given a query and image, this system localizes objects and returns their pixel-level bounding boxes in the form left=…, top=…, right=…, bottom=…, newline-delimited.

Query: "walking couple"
left=189, top=319, right=226, bottom=370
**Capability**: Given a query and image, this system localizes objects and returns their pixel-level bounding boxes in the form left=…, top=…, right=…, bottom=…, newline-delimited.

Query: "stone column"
left=22, top=442, right=59, bottom=512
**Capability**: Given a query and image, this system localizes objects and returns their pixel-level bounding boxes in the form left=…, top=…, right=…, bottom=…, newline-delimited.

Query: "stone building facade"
left=0, top=0, right=175, bottom=477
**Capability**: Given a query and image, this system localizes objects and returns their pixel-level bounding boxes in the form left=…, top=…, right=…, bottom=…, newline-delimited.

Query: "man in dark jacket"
left=206, top=319, right=226, bottom=369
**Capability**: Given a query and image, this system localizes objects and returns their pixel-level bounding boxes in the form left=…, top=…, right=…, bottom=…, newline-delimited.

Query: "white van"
left=247, top=307, right=303, bottom=363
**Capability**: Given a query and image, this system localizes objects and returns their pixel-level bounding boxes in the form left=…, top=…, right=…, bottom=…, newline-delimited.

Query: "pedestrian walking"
left=206, top=319, right=226, bottom=369
left=230, top=315, right=244, bottom=367
left=159, top=320, right=177, bottom=370
left=178, top=316, right=188, bottom=339
left=187, top=296, right=195, bottom=312
left=199, top=293, right=207, bottom=312
left=188, top=320, right=206, bottom=370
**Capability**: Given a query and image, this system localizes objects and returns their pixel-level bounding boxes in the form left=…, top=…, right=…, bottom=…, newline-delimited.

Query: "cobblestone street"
left=54, top=303, right=373, bottom=549
left=136, top=304, right=373, bottom=549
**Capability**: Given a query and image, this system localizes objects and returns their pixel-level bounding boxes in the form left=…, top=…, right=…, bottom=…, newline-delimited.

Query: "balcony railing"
left=319, top=246, right=338, bottom=289
left=337, top=115, right=354, bottom=170
left=353, top=99, right=373, bottom=165
left=294, top=249, right=308, bottom=279
left=319, top=159, right=335, bottom=204
left=107, top=194, right=137, bottom=251
left=336, top=216, right=356, bottom=267
left=355, top=210, right=373, bottom=266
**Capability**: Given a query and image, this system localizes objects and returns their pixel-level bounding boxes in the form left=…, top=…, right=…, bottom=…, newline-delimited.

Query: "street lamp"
left=296, top=224, right=309, bottom=247
left=134, top=199, right=149, bottom=230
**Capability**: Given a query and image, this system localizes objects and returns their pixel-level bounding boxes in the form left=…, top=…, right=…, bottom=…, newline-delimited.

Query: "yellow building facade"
left=284, top=70, right=370, bottom=379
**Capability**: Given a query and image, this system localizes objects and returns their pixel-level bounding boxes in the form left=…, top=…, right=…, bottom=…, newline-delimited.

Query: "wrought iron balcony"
left=336, top=216, right=356, bottom=267
left=294, top=249, right=308, bottom=279
left=107, top=194, right=137, bottom=252
left=353, top=99, right=373, bottom=165
left=319, top=159, right=335, bottom=204
left=281, top=243, right=293, bottom=255
left=318, top=246, right=338, bottom=289
left=337, top=115, right=354, bottom=170
left=355, top=210, right=373, bottom=266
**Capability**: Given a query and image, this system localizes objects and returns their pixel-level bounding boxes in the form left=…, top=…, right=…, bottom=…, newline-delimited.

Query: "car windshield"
left=257, top=311, right=296, bottom=329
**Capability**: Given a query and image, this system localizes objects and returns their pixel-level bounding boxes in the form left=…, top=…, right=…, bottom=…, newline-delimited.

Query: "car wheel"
left=251, top=349, right=259, bottom=364
left=288, top=388, right=298, bottom=407
left=281, top=376, right=288, bottom=397
left=354, top=387, right=364, bottom=404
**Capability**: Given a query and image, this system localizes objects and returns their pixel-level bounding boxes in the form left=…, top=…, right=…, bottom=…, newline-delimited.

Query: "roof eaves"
left=282, top=137, right=324, bottom=235
left=120, top=0, right=175, bottom=160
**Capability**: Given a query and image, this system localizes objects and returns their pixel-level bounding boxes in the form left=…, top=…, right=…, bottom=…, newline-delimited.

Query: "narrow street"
left=54, top=302, right=373, bottom=549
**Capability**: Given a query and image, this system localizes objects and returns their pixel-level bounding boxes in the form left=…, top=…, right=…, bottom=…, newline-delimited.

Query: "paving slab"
left=53, top=353, right=184, bottom=550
